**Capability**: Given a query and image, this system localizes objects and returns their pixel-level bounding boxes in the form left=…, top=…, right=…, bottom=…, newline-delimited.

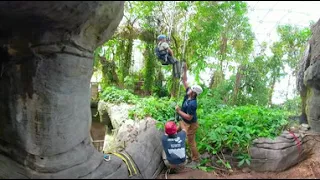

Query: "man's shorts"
left=162, top=150, right=187, bottom=169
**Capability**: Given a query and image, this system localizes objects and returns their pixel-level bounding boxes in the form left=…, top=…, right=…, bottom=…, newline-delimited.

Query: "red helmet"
left=165, top=121, right=177, bottom=135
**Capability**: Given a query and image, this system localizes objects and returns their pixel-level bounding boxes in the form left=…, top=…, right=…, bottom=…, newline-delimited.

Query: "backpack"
left=155, top=42, right=168, bottom=61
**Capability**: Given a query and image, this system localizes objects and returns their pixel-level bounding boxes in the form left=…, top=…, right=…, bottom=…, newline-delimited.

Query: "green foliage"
left=281, top=96, right=301, bottom=116
left=129, top=97, right=176, bottom=125
left=236, top=63, right=270, bottom=106
left=188, top=1, right=254, bottom=78
left=198, top=81, right=233, bottom=110
left=142, top=43, right=157, bottom=94
left=276, top=25, right=311, bottom=73
left=124, top=72, right=142, bottom=93
left=100, top=86, right=138, bottom=104
left=196, top=105, right=288, bottom=167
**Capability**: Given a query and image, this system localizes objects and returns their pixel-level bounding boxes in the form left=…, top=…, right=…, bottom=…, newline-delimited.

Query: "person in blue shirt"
left=175, top=63, right=203, bottom=166
left=161, top=121, right=187, bottom=171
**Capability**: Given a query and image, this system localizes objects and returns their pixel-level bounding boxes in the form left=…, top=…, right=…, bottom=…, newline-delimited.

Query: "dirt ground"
left=157, top=135, right=320, bottom=179
left=90, top=121, right=106, bottom=141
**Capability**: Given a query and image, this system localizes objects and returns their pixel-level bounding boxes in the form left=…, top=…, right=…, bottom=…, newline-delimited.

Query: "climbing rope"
left=174, top=2, right=191, bottom=121
left=181, top=2, right=191, bottom=60
left=288, top=130, right=302, bottom=156
left=167, top=1, right=177, bottom=42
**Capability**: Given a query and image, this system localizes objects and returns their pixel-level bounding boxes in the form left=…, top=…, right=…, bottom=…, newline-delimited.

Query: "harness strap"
left=102, top=151, right=140, bottom=177
left=112, top=151, right=139, bottom=177
left=158, top=42, right=168, bottom=53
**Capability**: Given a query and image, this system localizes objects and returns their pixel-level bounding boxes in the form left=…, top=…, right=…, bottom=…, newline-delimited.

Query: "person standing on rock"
left=175, top=63, right=203, bottom=166
left=161, top=121, right=187, bottom=172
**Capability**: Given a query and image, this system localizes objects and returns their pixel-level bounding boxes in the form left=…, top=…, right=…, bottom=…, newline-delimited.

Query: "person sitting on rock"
left=156, top=34, right=177, bottom=65
left=161, top=121, right=187, bottom=172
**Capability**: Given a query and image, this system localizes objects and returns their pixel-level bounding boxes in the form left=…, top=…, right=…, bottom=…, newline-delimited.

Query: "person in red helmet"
left=161, top=121, right=187, bottom=171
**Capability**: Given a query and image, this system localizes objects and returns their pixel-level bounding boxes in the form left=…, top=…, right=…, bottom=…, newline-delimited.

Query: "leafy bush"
left=129, top=97, right=176, bottom=124
left=100, top=86, right=139, bottom=104
left=281, top=96, right=301, bottom=116
left=99, top=86, right=289, bottom=169
left=196, top=105, right=288, bottom=167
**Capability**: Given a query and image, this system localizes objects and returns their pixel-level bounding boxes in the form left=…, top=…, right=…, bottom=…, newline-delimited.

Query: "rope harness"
left=104, top=151, right=141, bottom=177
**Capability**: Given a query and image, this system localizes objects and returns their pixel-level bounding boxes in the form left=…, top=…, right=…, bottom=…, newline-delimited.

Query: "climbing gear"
left=155, top=1, right=177, bottom=65
left=172, top=61, right=182, bottom=78
left=155, top=41, right=177, bottom=65
left=103, top=151, right=140, bottom=177
left=155, top=43, right=169, bottom=62
left=112, top=151, right=140, bottom=177
left=174, top=61, right=186, bottom=121
left=103, top=154, right=111, bottom=162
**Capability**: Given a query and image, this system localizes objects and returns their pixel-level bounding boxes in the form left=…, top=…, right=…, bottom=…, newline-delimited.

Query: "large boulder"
left=84, top=118, right=164, bottom=179
left=248, top=130, right=313, bottom=172
left=98, top=101, right=135, bottom=130
left=299, top=19, right=320, bottom=132
left=96, top=101, right=165, bottom=178
left=0, top=1, right=125, bottom=178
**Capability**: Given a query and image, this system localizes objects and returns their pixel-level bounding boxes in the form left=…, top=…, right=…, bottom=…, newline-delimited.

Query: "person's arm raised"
left=182, top=63, right=188, bottom=89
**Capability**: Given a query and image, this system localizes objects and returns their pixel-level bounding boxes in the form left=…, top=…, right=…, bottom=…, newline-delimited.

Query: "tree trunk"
left=143, top=43, right=156, bottom=95
left=285, top=74, right=291, bottom=101
left=268, top=76, right=276, bottom=105
left=170, top=32, right=180, bottom=98
left=121, top=38, right=133, bottom=82
left=99, top=57, right=120, bottom=87
left=209, top=70, right=223, bottom=89
left=232, top=65, right=243, bottom=105
left=219, top=34, right=228, bottom=80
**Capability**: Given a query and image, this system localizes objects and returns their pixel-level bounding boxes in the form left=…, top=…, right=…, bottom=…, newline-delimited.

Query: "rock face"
left=0, top=1, right=126, bottom=178
left=249, top=130, right=313, bottom=172
left=299, top=19, right=320, bottom=132
left=98, top=101, right=135, bottom=131
left=96, top=101, right=165, bottom=178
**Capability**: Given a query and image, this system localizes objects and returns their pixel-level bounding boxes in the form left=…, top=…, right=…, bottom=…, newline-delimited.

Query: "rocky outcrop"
left=0, top=1, right=125, bottom=178
left=248, top=129, right=314, bottom=172
left=95, top=101, right=165, bottom=178
left=299, top=19, right=320, bottom=132
left=98, top=101, right=135, bottom=131
left=297, top=44, right=310, bottom=124
left=86, top=118, right=164, bottom=179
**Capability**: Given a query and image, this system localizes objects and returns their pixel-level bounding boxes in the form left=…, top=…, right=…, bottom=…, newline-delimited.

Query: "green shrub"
left=100, top=86, right=139, bottom=104
left=196, top=105, right=288, bottom=167
left=129, top=97, right=176, bottom=123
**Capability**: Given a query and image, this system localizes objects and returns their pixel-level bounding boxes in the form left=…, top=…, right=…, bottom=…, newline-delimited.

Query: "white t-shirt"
left=158, top=41, right=170, bottom=51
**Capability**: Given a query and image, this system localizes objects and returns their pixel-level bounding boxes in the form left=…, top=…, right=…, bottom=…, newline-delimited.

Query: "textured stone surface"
left=0, top=1, right=124, bottom=178
left=97, top=101, right=114, bottom=134
left=297, top=44, right=310, bottom=124
left=97, top=102, right=164, bottom=178
left=299, top=19, right=320, bottom=132
left=249, top=131, right=312, bottom=172
left=126, top=121, right=164, bottom=179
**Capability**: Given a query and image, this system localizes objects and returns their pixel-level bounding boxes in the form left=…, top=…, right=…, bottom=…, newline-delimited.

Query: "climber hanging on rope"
left=155, top=34, right=177, bottom=65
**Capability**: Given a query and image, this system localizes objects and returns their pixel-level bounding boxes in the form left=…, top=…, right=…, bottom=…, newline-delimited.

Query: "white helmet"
left=191, top=85, right=203, bottom=95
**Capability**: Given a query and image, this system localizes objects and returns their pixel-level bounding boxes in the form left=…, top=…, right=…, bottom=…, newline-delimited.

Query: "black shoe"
left=168, top=168, right=178, bottom=174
